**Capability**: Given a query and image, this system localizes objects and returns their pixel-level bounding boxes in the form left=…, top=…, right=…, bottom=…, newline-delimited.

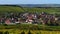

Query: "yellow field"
left=0, top=29, right=60, bottom=34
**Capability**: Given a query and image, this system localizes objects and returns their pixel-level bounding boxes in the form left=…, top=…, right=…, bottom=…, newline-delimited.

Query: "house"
left=26, top=19, right=33, bottom=24
left=5, top=18, right=11, bottom=24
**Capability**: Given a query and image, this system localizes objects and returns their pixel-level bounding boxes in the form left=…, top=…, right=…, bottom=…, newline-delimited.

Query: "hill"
left=19, top=4, right=60, bottom=7
left=0, top=5, right=60, bottom=14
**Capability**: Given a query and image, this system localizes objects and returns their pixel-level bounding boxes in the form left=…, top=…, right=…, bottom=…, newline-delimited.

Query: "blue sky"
left=0, top=0, right=60, bottom=4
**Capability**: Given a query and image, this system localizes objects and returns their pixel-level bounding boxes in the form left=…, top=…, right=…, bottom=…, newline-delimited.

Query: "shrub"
left=4, top=31, right=9, bottom=34
left=28, top=30, right=32, bottom=34
left=21, top=31, right=25, bottom=34
left=0, top=31, right=3, bottom=34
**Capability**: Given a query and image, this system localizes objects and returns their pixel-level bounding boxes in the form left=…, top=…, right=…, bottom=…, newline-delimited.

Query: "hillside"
left=19, top=4, right=60, bottom=7
left=0, top=5, right=60, bottom=14
left=0, top=5, right=60, bottom=34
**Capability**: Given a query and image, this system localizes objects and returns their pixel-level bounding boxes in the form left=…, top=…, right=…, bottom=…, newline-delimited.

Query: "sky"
left=0, top=0, right=60, bottom=4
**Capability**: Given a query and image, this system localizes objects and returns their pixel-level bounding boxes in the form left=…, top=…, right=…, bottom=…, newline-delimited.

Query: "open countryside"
left=0, top=5, right=60, bottom=34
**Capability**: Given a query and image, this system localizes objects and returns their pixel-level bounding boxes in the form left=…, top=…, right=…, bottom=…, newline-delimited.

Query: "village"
left=0, top=12, right=60, bottom=25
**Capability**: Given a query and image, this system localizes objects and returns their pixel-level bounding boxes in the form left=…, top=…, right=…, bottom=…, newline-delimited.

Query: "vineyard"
left=0, top=6, right=60, bottom=14
left=0, top=5, right=60, bottom=34
left=0, top=24, right=60, bottom=34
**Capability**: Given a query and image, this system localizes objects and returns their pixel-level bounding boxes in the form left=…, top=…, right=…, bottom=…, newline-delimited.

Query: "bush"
left=4, top=31, right=9, bottom=34
left=21, top=31, right=25, bottom=34
left=0, top=31, right=3, bottom=34
left=28, top=30, right=32, bottom=34
left=36, top=32, right=41, bottom=34
left=3, top=24, right=8, bottom=26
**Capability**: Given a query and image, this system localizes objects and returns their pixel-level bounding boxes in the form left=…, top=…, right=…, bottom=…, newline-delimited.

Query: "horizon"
left=0, top=0, right=60, bottom=4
